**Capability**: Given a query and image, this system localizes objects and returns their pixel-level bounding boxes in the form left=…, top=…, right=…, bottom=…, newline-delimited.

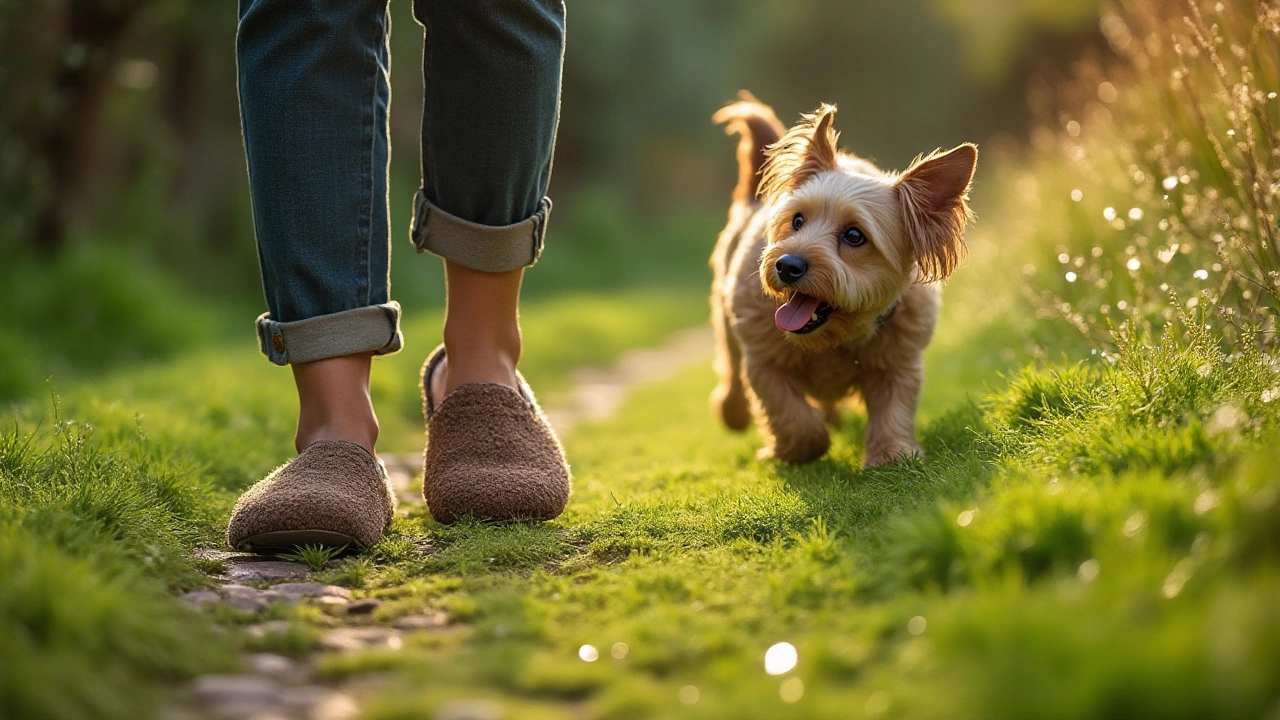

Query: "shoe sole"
left=237, top=529, right=359, bottom=553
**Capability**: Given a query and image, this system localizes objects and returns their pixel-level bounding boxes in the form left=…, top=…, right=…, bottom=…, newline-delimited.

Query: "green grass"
left=4, top=1, right=1279, bottom=712
left=0, top=284, right=707, bottom=720
left=309, top=306, right=1280, bottom=719
left=0, top=406, right=234, bottom=719
left=6, top=191, right=1280, bottom=719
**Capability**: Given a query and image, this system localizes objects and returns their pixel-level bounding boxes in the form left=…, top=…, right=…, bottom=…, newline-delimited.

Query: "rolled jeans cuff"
left=256, top=302, right=403, bottom=366
left=410, top=189, right=551, bottom=273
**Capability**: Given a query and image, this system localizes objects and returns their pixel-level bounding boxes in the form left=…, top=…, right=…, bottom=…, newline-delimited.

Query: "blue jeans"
left=237, top=0, right=565, bottom=365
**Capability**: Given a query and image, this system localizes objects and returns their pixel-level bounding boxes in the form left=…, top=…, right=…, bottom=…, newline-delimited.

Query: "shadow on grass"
left=773, top=400, right=999, bottom=539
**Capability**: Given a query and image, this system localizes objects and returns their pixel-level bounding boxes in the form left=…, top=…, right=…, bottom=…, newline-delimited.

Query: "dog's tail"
left=712, top=91, right=785, bottom=204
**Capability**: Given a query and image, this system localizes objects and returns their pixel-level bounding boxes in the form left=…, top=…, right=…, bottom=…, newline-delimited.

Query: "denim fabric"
left=412, top=0, right=564, bottom=226
left=237, top=0, right=565, bottom=364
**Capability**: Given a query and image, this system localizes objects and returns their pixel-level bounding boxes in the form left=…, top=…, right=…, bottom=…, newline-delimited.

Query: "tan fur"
left=710, top=94, right=977, bottom=466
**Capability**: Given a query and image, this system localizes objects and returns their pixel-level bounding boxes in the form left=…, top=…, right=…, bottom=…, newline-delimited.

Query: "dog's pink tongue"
left=775, top=293, right=821, bottom=332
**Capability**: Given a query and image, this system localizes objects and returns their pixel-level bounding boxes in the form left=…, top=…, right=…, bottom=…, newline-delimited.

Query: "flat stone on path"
left=244, top=653, right=297, bottom=678
left=191, top=674, right=279, bottom=718
left=346, top=598, right=382, bottom=615
left=393, top=612, right=449, bottom=630
left=271, top=583, right=352, bottom=600
left=219, top=584, right=275, bottom=612
left=276, top=687, right=360, bottom=720
left=180, top=590, right=222, bottom=609
left=225, top=560, right=311, bottom=583
left=319, top=627, right=404, bottom=652
left=190, top=673, right=358, bottom=720
left=195, top=549, right=312, bottom=583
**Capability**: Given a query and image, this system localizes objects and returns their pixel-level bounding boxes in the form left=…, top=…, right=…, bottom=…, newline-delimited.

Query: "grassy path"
left=5, top=232, right=1280, bottom=719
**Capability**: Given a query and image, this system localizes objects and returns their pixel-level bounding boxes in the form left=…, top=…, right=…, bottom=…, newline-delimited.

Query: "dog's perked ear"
left=896, top=143, right=978, bottom=282
left=758, top=104, right=840, bottom=204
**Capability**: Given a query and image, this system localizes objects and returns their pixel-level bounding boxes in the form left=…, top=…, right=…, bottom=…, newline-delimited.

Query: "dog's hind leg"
left=711, top=327, right=750, bottom=431
left=820, top=400, right=842, bottom=427
left=745, top=359, right=829, bottom=463
left=710, top=300, right=751, bottom=431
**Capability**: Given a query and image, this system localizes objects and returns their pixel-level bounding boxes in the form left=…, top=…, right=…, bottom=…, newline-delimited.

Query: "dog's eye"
left=841, top=226, right=867, bottom=247
left=791, top=213, right=805, bottom=232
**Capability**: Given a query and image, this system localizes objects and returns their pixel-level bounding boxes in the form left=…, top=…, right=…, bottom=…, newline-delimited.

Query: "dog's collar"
left=874, top=299, right=900, bottom=330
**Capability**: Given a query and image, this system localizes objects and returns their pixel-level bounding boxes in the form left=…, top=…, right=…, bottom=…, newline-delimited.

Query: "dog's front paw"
left=764, top=429, right=831, bottom=464
left=864, top=442, right=924, bottom=468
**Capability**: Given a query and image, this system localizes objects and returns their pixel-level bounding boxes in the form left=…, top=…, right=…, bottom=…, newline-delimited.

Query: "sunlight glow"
left=764, top=642, right=798, bottom=675
left=579, top=644, right=599, bottom=662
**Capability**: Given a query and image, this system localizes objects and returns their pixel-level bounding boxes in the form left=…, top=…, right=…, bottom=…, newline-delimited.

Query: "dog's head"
left=757, top=104, right=977, bottom=350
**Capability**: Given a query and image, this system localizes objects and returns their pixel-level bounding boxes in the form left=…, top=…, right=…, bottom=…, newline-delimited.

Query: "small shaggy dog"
left=709, top=92, right=977, bottom=466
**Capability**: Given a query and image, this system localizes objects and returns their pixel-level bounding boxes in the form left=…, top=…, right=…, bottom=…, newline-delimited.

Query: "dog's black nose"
left=775, top=254, right=808, bottom=285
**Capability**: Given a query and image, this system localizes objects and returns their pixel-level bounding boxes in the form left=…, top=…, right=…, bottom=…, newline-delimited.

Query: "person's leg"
left=238, top=0, right=400, bottom=455
left=410, top=0, right=564, bottom=399
left=410, top=0, right=570, bottom=523
left=228, top=0, right=399, bottom=551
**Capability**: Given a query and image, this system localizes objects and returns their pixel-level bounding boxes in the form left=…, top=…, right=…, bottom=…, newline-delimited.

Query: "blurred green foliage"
left=0, top=0, right=1100, bottom=400
left=0, top=0, right=1099, bottom=288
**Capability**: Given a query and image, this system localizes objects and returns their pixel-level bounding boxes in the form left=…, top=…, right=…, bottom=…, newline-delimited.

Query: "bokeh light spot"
left=1078, top=559, right=1101, bottom=583
left=780, top=677, right=805, bottom=704
left=764, top=642, right=798, bottom=675
left=908, top=616, right=927, bottom=635
left=578, top=644, right=599, bottom=662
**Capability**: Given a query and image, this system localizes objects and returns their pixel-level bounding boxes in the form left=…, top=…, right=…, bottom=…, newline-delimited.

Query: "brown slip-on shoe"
left=226, top=440, right=396, bottom=552
left=421, top=345, right=571, bottom=523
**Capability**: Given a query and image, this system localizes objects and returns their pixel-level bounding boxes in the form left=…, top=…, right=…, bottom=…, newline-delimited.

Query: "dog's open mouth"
left=775, top=293, right=834, bottom=334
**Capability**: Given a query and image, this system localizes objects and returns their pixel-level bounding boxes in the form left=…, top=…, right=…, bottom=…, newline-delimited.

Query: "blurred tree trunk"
left=32, top=0, right=152, bottom=255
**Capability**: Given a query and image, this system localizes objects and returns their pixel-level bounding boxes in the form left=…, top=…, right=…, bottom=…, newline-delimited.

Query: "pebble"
left=195, top=549, right=312, bottom=583
left=191, top=675, right=279, bottom=713
left=179, top=590, right=222, bottom=609
left=271, top=583, right=353, bottom=600
left=319, top=627, right=404, bottom=652
left=244, top=620, right=292, bottom=640
left=393, top=612, right=449, bottom=630
left=244, top=653, right=296, bottom=677
left=189, top=673, right=358, bottom=720
left=228, top=560, right=310, bottom=583
left=346, top=598, right=382, bottom=615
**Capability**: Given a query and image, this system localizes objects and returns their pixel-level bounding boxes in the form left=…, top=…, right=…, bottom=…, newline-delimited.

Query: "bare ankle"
left=440, top=261, right=525, bottom=394
left=295, top=420, right=379, bottom=455
left=291, top=353, right=379, bottom=454
left=437, top=333, right=522, bottom=395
